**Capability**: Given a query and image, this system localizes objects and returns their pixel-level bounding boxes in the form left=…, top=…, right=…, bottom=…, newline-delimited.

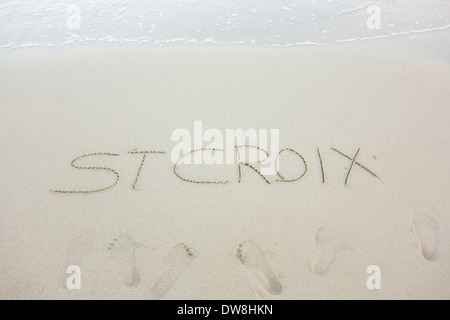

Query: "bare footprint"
left=107, top=234, right=143, bottom=288
left=236, top=240, right=282, bottom=296
left=311, top=226, right=348, bottom=276
left=147, top=243, right=197, bottom=300
left=411, top=214, right=439, bottom=262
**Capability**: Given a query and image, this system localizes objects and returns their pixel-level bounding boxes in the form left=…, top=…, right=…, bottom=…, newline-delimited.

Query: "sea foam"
left=0, top=0, right=449, bottom=49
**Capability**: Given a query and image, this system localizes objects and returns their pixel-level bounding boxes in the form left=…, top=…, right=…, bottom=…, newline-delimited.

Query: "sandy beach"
left=1, top=32, right=450, bottom=299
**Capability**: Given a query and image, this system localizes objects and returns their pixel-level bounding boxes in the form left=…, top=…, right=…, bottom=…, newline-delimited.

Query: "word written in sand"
left=50, top=146, right=381, bottom=194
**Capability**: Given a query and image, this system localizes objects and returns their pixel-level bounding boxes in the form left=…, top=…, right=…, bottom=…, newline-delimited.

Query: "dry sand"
left=0, top=37, right=449, bottom=299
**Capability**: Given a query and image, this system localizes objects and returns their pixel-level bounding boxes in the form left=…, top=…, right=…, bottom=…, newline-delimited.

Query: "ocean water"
left=0, top=0, right=449, bottom=48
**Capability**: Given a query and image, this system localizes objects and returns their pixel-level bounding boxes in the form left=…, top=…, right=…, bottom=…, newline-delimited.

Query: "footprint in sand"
left=148, top=243, right=197, bottom=300
left=311, top=226, right=348, bottom=276
left=236, top=240, right=282, bottom=296
left=107, top=234, right=143, bottom=288
left=411, top=213, right=439, bottom=262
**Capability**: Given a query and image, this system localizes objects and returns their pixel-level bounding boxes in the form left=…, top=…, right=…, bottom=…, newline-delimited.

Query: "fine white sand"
left=0, top=36, right=449, bottom=299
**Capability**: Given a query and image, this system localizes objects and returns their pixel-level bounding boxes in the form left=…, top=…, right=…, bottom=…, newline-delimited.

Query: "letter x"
left=331, top=147, right=381, bottom=186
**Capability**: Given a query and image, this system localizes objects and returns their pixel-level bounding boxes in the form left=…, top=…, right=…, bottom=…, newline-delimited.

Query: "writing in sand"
left=51, top=146, right=381, bottom=194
